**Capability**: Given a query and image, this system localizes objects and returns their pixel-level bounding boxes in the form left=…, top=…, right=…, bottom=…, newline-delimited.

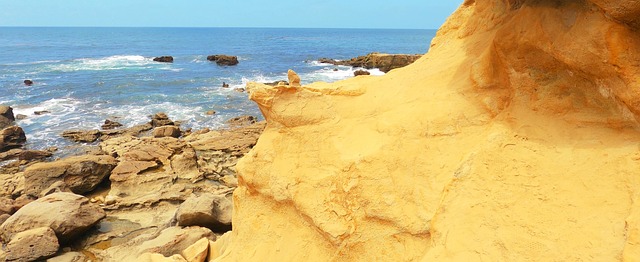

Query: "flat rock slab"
left=5, top=227, right=59, bottom=262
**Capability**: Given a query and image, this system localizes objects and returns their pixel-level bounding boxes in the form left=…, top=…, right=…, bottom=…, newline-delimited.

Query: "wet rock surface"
left=153, top=56, right=174, bottom=63
left=319, top=52, right=421, bottom=73
left=0, top=109, right=265, bottom=261
left=206, top=55, right=239, bottom=66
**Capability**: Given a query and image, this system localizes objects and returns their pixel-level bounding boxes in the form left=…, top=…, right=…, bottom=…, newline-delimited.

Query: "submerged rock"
left=207, top=55, right=239, bottom=66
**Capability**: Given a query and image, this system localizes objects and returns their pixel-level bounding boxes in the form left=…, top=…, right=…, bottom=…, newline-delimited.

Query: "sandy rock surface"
left=0, top=192, right=104, bottom=243
left=4, top=227, right=59, bottom=262
left=207, top=1, right=640, bottom=261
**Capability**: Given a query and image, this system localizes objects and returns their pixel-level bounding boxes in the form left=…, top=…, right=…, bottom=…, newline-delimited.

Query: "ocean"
left=0, top=27, right=435, bottom=154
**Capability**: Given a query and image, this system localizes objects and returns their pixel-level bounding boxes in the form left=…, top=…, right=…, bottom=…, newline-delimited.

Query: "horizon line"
left=0, top=25, right=439, bottom=31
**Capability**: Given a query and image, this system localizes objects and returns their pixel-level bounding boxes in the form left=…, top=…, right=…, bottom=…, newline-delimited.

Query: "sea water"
left=0, top=27, right=435, bottom=152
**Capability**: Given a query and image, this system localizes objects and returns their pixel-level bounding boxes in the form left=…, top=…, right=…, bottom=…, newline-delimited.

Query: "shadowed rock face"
left=209, top=1, right=640, bottom=261
left=0, top=126, right=26, bottom=152
left=0, top=192, right=105, bottom=244
left=447, top=0, right=640, bottom=126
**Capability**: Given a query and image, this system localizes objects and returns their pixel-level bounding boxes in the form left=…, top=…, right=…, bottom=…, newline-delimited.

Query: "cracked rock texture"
left=211, top=0, right=640, bottom=261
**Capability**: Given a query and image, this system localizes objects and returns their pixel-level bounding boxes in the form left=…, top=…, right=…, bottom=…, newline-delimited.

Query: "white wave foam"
left=1, top=60, right=62, bottom=66
left=308, top=60, right=335, bottom=67
left=44, top=55, right=165, bottom=72
left=301, top=66, right=384, bottom=84
left=190, top=55, right=206, bottom=63
left=98, top=102, right=217, bottom=128
left=13, top=97, right=84, bottom=126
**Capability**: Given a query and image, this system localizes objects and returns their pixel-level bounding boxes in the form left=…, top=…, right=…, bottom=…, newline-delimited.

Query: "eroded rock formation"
left=212, top=1, right=640, bottom=261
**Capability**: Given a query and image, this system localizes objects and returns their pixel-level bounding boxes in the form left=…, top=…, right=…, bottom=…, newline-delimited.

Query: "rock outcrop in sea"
left=207, top=55, right=239, bottom=66
left=206, top=1, right=640, bottom=261
left=153, top=56, right=174, bottom=63
left=0, top=110, right=265, bottom=261
left=319, top=52, right=421, bottom=73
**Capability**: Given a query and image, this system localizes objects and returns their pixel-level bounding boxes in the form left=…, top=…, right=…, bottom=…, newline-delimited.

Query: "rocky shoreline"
left=0, top=54, right=418, bottom=261
left=0, top=105, right=264, bottom=261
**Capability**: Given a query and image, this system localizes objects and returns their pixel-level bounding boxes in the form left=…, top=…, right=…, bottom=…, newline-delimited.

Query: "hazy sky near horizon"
left=0, top=1, right=463, bottom=29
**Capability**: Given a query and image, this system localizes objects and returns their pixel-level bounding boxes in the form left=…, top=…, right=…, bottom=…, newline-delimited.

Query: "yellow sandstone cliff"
left=213, top=0, right=640, bottom=261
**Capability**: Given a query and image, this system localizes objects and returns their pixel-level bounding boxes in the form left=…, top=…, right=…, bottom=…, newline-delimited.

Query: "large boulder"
left=175, top=193, right=232, bottom=232
left=4, top=227, right=59, bottom=262
left=0, top=105, right=15, bottom=129
left=206, top=55, right=239, bottom=66
left=0, top=192, right=105, bottom=243
left=23, top=155, right=117, bottom=196
left=0, top=126, right=26, bottom=152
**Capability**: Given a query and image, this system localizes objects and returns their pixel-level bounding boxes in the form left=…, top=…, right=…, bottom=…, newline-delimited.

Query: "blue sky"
left=0, top=0, right=463, bottom=29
